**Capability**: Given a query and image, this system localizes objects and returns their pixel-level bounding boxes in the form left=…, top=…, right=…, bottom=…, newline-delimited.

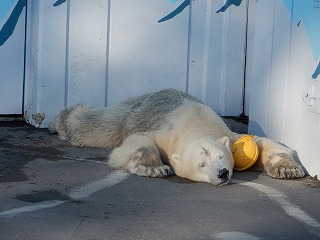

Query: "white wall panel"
left=189, top=0, right=248, bottom=116
left=247, top=0, right=276, bottom=137
left=107, top=0, right=189, bottom=105
left=265, top=1, right=292, bottom=141
left=244, top=0, right=256, bottom=116
left=24, top=1, right=68, bottom=126
left=248, top=0, right=320, bottom=177
left=67, top=0, right=109, bottom=106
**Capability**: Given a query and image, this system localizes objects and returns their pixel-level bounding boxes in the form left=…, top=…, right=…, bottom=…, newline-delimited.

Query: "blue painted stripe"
left=0, top=0, right=26, bottom=46
left=53, top=0, right=67, bottom=7
left=0, top=0, right=15, bottom=22
left=312, top=62, right=320, bottom=79
left=158, top=0, right=190, bottom=23
left=216, top=0, right=243, bottom=13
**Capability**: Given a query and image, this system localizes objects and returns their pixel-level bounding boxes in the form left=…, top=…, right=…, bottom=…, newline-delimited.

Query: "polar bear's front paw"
left=266, top=153, right=305, bottom=179
left=134, top=165, right=174, bottom=178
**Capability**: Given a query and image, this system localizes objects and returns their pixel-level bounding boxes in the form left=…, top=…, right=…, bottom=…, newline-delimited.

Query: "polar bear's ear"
left=217, top=136, right=231, bottom=149
left=171, top=153, right=181, bottom=166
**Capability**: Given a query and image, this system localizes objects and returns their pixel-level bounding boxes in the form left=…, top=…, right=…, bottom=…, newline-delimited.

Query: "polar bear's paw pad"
left=267, top=153, right=305, bottom=179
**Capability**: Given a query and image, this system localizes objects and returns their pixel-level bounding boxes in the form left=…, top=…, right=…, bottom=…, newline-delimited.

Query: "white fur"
left=50, top=89, right=305, bottom=185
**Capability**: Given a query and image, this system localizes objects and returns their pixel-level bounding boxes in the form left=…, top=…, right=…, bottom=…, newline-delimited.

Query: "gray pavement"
left=1, top=119, right=320, bottom=240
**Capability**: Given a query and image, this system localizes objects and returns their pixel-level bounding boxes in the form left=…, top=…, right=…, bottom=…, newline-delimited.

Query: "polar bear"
left=49, top=89, right=305, bottom=185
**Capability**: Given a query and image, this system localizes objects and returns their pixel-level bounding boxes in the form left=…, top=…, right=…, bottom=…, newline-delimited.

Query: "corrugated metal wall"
left=247, top=0, right=320, bottom=176
left=23, top=0, right=248, bottom=127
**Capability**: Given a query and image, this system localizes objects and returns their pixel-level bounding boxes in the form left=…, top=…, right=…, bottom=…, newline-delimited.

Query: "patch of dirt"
left=0, top=125, right=65, bottom=183
left=304, top=175, right=320, bottom=188
left=0, top=125, right=111, bottom=183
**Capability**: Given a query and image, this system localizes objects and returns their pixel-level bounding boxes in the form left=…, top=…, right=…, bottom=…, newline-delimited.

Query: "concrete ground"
left=1, top=119, right=320, bottom=240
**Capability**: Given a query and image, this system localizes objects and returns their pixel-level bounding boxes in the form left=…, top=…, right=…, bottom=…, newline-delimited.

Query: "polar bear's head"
left=171, top=136, right=234, bottom=185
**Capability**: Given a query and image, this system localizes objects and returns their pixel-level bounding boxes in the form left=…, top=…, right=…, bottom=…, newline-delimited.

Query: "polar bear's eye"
left=218, top=155, right=224, bottom=160
left=199, top=162, right=206, bottom=168
left=201, top=147, right=210, bottom=156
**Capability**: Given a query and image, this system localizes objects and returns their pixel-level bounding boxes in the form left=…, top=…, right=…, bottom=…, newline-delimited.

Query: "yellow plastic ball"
left=232, top=135, right=259, bottom=171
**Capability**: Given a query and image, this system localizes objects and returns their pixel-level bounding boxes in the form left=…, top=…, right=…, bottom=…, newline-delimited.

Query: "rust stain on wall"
left=32, top=113, right=46, bottom=126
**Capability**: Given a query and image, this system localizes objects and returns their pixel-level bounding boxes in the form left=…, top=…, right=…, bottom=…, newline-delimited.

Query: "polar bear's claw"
left=134, top=165, right=173, bottom=178
left=266, top=153, right=305, bottom=179
left=271, top=165, right=305, bottom=179
left=151, top=165, right=174, bottom=177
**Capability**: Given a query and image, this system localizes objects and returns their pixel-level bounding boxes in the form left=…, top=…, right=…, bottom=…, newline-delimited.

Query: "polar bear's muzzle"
left=218, top=168, right=230, bottom=182
left=206, top=158, right=232, bottom=185
left=209, top=167, right=231, bottom=186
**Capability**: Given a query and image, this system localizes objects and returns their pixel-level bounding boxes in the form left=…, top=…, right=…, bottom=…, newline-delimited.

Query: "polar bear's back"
left=50, top=89, right=202, bottom=148
left=123, top=88, right=201, bottom=111
left=122, top=88, right=202, bottom=131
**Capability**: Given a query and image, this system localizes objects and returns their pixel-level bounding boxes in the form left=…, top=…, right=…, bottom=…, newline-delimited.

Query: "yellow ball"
left=232, top=135, right=259, bottom=171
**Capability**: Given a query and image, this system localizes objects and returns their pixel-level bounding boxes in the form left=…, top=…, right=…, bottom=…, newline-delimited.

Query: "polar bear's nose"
left=218, top=168, right=229, bottom=181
